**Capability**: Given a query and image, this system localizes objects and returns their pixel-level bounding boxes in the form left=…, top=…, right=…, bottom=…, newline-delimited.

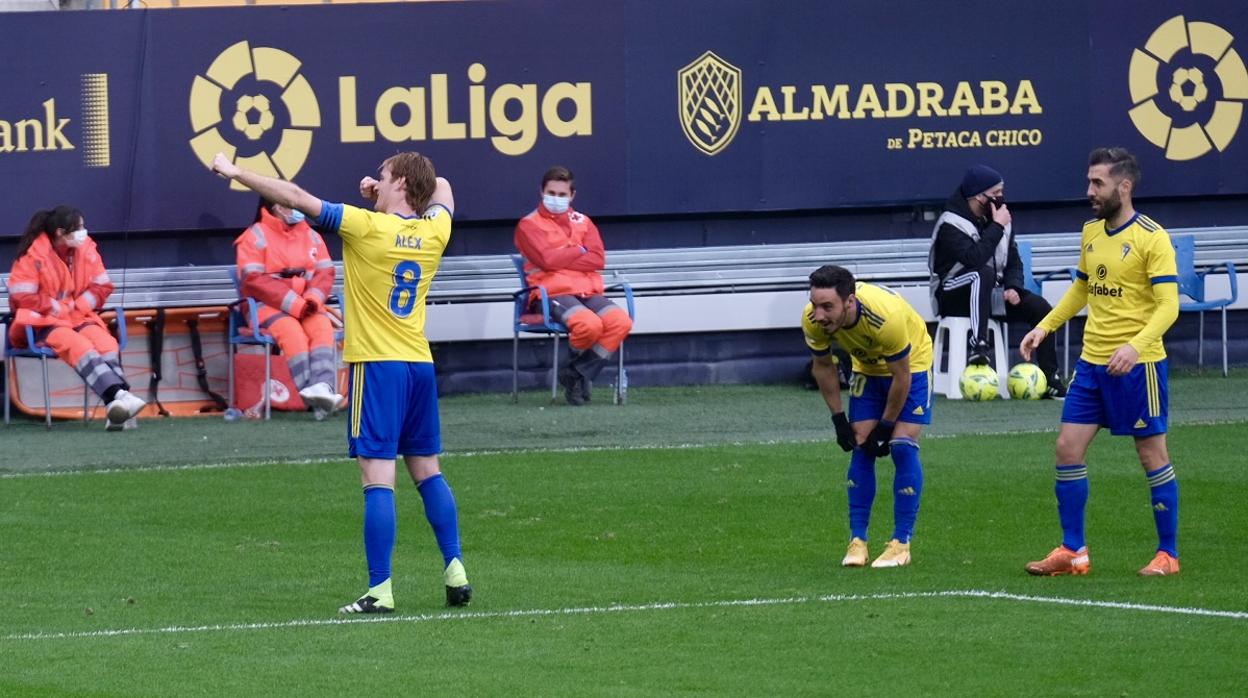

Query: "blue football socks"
left=1147, top=464, right=1179, bottom=557
left=847, top=448, right=877, bottom=541
left=417, top=473, right=463, bottom=567
left=889, top=438, right=923, bottom=544
left=1055, top=464, right=1089, bottom=551
left=362, top=485, right=396, bottom=587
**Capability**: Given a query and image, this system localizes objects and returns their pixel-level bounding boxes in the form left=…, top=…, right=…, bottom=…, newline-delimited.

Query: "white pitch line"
left=3, top=589, right=1244, bottom=642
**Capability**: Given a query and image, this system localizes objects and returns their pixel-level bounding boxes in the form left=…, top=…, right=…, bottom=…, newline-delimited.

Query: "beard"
left=1091, top=189, right=1122, bottom=221
left=817, top=305, right=853, bottom=334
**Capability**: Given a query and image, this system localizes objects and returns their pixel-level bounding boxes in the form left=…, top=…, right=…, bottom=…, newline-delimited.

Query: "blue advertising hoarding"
left=0, top=0, right=1244, bottom=235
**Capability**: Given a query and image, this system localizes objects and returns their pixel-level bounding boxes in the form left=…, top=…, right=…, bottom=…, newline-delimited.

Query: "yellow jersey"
left=316, top=200, right=451, bottom=363
left=803, top=282, right=933, bottom=376
left=1039, top=213, right=1178, bottom=364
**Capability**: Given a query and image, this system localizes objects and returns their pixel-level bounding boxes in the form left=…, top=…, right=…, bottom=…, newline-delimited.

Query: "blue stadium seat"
left=227, top=268, right=278, bottom=420
left=4, top=307, right=128, bottom=428
left=510, top=254, right=570, bottom=403
left=509, top=254, right=637, bottom=404
left=1173, top=234, right=1238, bottom=376
left=227, top=268, right=345, bottom=419
left=1017, top=241, right=1077, bottom=379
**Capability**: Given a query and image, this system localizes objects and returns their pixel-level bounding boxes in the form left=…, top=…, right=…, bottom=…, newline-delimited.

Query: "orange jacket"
left=514, top=206, right=605, bottom=299
left=234, top=208, right=335, bottom=318
left=7, top=234, right=113, bottom=340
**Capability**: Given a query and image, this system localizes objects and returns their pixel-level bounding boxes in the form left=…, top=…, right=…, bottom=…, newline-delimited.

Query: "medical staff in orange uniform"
left=8, top=205, right=146, bottom=430
left=235, top=200, right=342, bottom=414
left=514, top=166, right=632, bottom=405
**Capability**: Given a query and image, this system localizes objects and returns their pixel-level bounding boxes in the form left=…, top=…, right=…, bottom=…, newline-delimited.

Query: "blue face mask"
left=542, top=194, right=570, bottom=215
left=283, top=210, right=306, bottom=225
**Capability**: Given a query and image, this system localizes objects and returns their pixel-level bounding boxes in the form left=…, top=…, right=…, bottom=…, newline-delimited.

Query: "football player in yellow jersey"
left=804, top=265, right=934, bottom=569
left=210, top=151, right=472, bottom=612
left=1020, top=148, right=1181, bottom=577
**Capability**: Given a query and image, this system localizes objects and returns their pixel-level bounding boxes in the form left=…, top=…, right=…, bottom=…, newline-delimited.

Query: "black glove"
left=866, top=420, right=895, bottom=457
left=831, top=412, right=855, bottom=452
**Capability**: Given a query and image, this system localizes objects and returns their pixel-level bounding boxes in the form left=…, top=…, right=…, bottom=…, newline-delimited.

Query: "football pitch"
left=2, top=376, right=1246, bottom=696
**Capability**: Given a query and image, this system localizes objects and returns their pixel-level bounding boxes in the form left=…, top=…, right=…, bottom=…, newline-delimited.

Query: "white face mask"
left=542, top=194, right=570, bottom=215
left=66, top=228, right=88, bottom=248
left=283, top=210, right=306, bottom=225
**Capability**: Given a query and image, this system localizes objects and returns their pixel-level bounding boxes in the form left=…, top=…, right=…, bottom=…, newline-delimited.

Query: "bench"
left=4, top=225, right=1247, bottom=324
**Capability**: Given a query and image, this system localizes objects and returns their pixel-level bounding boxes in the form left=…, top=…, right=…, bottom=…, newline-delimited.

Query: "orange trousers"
left=257, top=306, right=336, bottom=390
left=549, top=294, right=632, bottom=380
left=27, top=324, right=127, bottom=400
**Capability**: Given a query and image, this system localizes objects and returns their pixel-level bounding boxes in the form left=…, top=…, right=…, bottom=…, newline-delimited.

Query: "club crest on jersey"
left=1121, top=243, right=1131, bottom=260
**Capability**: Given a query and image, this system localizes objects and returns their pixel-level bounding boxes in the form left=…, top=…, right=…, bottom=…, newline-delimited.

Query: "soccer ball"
left=1007, top=363, right=1048, bottom=400
left=959, top=364, right=999, bottom=401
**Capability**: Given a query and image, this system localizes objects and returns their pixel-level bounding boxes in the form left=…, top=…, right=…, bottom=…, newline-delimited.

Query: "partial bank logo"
left=1128, top=16, right=1248, bottom=161
left=80, top=74, right=111, bottom=168
left=188, top=41, right=321, bottom=191
left=1, top=73, right=109, bottom=168
left=678, top=51, right=742, bottom=156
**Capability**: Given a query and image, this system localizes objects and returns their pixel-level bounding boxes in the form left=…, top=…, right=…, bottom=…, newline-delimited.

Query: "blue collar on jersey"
left=1105, top=212, right=1139, bottom=237
left=842, top=298, right=863, bottom=330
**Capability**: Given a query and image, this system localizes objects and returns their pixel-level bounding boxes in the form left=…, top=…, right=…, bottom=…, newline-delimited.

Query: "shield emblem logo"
left=678, top=51, right=742, bottom=156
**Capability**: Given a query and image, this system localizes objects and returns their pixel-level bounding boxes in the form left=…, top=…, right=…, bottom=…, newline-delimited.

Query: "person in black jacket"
left=928, top=165, right=1065, bottom=397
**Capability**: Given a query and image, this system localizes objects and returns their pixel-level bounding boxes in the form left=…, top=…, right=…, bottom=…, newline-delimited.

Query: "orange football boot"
left=1025, top=546, right=1090, bottom=576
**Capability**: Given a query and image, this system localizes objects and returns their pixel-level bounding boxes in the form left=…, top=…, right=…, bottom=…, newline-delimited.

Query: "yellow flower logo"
left=188, top=41, right=321, bottom=190
left=1128, top=16, right=1248, bottom=161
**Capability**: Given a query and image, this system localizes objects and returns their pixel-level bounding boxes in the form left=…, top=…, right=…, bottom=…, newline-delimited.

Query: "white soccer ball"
left=1007, top=363, right=1048, bottom=400
left=959, top=364, right=999, bottom=401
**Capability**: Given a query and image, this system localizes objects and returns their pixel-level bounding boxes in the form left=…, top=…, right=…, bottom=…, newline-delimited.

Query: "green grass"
left=1, top=377, right=1246, bottom=695
left=4, top=370, right=1248, bottom=472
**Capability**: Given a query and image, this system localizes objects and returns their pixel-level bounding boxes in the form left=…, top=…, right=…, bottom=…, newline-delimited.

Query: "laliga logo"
left=1128, top=16, right=1248, bottom=161
left=678, top=51, right=742, bottom=156
left=188, top=41, right=321, bottom=190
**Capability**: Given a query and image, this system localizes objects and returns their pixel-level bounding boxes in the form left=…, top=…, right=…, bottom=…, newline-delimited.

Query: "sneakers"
left=444, top=558, right=473, bottom=607
left=1043, top=374, right=1068, bottom=400
left=105, top=389, right=146, bottom=430
left=299, top=382, right=344, bottom=414
left=842, top=537, right=869, bottom=567
left=558, top=365, right=585, bottom=406
left=1025, top=545, right=1090, bottom=576
left=967, top=339, right=992, bottom=367
left=1138, top=551, right=1180, bottom=576
left=338, top=594, right=394, bottom=614
left=870, top=539, right=911, bottom=568
left=337, top=564, right=473, bottom=614
left=339, top=579, right=394, bottom=614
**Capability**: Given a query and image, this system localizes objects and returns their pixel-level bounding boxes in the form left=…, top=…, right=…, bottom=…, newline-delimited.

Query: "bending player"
left=804, top=265, right=933, bottom=568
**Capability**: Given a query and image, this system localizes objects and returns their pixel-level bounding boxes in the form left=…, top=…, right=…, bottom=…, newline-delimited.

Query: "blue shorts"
left=347, top=361, right=441, bottom=459
left=1062, top=358, right=1168, bottom=437
left=848, top=370, right=932, bottom=425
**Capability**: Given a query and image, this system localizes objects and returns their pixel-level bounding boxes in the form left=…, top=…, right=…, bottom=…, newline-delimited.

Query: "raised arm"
left=428, top=176, right=454, bottom=216
left=211, top=153, right=323, bottom=220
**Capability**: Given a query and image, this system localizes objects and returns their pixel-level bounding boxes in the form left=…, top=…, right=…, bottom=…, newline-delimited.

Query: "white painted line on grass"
left=4, top=589, right=1244, bottom=642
